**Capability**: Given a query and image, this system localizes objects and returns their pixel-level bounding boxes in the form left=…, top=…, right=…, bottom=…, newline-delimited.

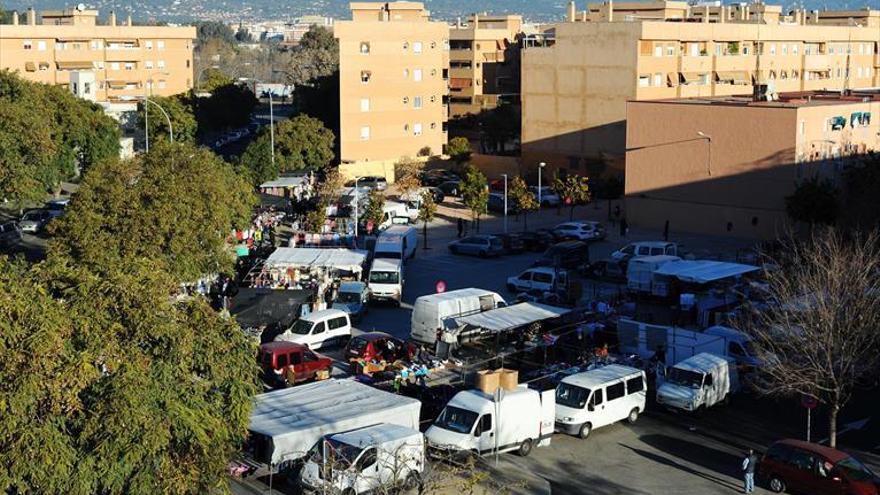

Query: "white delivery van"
left=374, top=225, right=417, bottom=261
left=378, top=202, right=411, bottom=231
left=274, top=309, right=352, bottom=349
left=410, top=288, right=506, bottom=345
left=302, top=424, right=424, bottom=495
left=426, top=385, right=554, bottom=458
left=611, top=241, right=679, bottom=261
left=656, top=353, right=740, bottom=413
left=626, top=255, right=681, bottom=293
left=554, top=365, right=646, bottom=439
left=368, top=258, right=404, bottom=306
left=506, top=267, right=568, bottom=294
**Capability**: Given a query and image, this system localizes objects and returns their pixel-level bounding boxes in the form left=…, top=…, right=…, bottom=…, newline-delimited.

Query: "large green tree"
left=447, top=136, right=472, bottom=166
left=460, top=165, right=489, bottom=228
left=0, top=255, right=259, bottom=494
left=49, top=142, right=254, bottom=283
left=553, top=174, right=592, bottom=220
left=137, top=94, right=198, bottom=144
left=508, top=175, right=538, bottom=230
left=239, top=115, right=335, bottom=181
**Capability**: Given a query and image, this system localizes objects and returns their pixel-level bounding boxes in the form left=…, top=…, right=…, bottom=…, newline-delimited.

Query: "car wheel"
left=628, top=408, right=639, bottom=424
left=578, top=423, right=592, bottom=439
left=517, top=438, right=533, bottom=457
left=768, top=476, right=785, bottom=493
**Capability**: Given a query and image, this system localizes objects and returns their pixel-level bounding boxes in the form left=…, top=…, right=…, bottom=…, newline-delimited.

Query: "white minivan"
left=611, top=241, right=679, bottom=261
left=554, top=365, right=646, bottom=439
left=374, top=225, right=417, bottom=261
left=506, top=267, right=568, bottom=294
left=368, top=258, right=404, bottom=305
left=274, top=309, right=352, bottom=349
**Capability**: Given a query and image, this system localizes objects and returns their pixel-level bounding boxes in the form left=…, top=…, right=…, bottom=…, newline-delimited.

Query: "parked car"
left=759, top=439, right=880, bottom=495
left=345, top=331, right=416, bottom=364
left=425, top=186, right=445, bottom=204
left=18, top=209, right=52, bottom=234
left=45, top=198, right=70, bottom=219
left=533, top=241, right=590, bottom=270
left=274, top=309, right=352, bottom=350
left=530, top=186, right=561, bottom=207
left=553, top=221, right=606, bottom=242
left=0, top=221, right=22, bottom=249
left=487, top=193, right=519, bottom=213
left=583, top=258, right=628, bottom=282
left=507, top=266, right=568, bottom=293
left=492, top=232, right=526, bottom=254
left=519, top=229, right=556, bottom=252
left=332, top=281, right=369, bottom=322
left=258, top=341, right=333, bottom=388
left=448, top=235, right=504, bottom=257
left=611, top=241, right=679, bottom=261
left=421, top=169, right=459, bottom=187
left=437, top=180, right=461, bottom=197
left=350, top=176, right=388, bottom=191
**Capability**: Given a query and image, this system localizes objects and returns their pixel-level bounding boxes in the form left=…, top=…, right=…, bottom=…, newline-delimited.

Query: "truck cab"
left=368, top=258, right=404, bottom=305
left=656, top=353, right=739, bottom=412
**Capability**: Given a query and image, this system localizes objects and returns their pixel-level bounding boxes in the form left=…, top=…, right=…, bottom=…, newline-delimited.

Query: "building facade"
left=448, top=14, right=524, bottom=118
left=521, top=0, right=880, bottom=180
left=0, top=7, right=195, bottom=102
left=625, top=91, right=880, bottom=239
left=335, top=2, right=449, bottom=182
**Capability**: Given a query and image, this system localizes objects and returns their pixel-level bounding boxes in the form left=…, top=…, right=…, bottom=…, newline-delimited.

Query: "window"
left=157, top=60, right=165, bottom=68
left=430, top=95, right=436, bottom=102
left=666, top=45, right=674, bottom=56
left=653, top=73, right=662, bottom=86
left=689, top=43, right=699, bottom=57
left=360, top=98, right=370, bottom=112
left=403, top=96, right=409, bottom=104
left=591, top=388, right=604, bottom=406
left=157, top=40, right=165, bottom=50
left=360, top=42, right=370, bottom=54
left=788, top=449, right=819, bottom=472
left=793, top=44, right=799, bottom=55
left=403, top=68, right=409, bottom=78
left=414, top=69, right=422, bottom=81
left=328, top=316, right=348, bottom=330
left=312, top=321, right=326, bottom=334
left=782, top=44, right=788, bottom=55
left=355, top=448, right=377, bottom=471
left=414, top=96, right=422, bottom=108
left=743, top=45, right=750, bottom=55
left=413, top=41, right=422, bottom=53
left=533, top=272, right=553, bottom=284
left=638, top=75, right=650, bottom=87
left=606, top=382, right=625, bottom=401
left=37, top=40, right=46, bottom=51
left=361, top=70, right=371, bottom=83
left=360, top=126, right=370, bottom=139
left=413, top=123, right=422, bottom=136
left=186, top=59, right=190, bottom=68
left=145, top=40, right=153, bottom=49
left=23, top=40, right=32, bottom=50
left=158, top=81, right=166, bottom=89
left=124, top=62, right=135, bottom=70
left=111, top=62, right=120, bottom=71
left=626, top=376, right=644, bottom=394
left=277, top=354, right=288, bottom=367
left=654, top=45, right=662, bottom=57
left=476, top=414, right=492, bottom=435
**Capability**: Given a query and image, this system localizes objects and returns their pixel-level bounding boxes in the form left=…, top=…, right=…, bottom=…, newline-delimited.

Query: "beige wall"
left=0, top=11, right=195, bottom=102
left=336, top=2, right=448, bottom=174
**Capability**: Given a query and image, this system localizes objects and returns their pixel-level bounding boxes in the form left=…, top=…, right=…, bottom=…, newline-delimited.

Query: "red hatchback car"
left=344, top=332, right=416, bottom=363
left=759, top=439, right=879, bottom=495
left=258, top=341, right=333, bottom=387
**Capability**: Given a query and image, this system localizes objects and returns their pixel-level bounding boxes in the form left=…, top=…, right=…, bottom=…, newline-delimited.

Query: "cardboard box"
left=476, top=370, right=500, bottom=394
left=497, top=368, right=519, bottom=391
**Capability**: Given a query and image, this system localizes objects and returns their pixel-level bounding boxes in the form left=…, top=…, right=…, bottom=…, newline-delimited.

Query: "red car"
left=258, top=342, right=333, bottom=387
left=344, top=332, right=417, bottom=363
left=759, top=439, right=879, bottom=495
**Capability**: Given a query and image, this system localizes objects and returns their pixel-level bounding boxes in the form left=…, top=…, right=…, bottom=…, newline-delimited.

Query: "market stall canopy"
left=264, top=247, right=368, bottom=273
left=456, top=302, right=570, bottom=332
left=229, top=287, right=313, bottom=333
left=653, top=260, right=759, bottom=284
left=259, top=176, right=308, bottom=189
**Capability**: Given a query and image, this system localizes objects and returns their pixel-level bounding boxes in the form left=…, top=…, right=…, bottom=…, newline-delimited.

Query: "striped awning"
left=449, top=77, right=473, bottom=89
left=25, top=62, right=36, bottom=72
left=56, top=61, right=94, bottom=70
left=716, top=71, right=750, bottom=84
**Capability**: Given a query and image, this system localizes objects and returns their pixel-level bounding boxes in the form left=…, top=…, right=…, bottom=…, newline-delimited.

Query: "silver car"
left=447, top=235, right=505, bottom=257
left=0, top=221, right=22, bottom=248
left=19, top=209, right=52, bottom=234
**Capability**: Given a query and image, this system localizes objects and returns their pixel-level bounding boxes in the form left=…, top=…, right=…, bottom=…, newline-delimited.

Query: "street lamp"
left=538, top=162, right=546, bottom=206
left=243, top=77, right=275, bottom=170
left=501, top=173, right=509, bottom=233
left=144, top=71, right=171, bottom=152
left=354, top=177, right=361, bottom=238
left=696, top=131, right=712, bottom=176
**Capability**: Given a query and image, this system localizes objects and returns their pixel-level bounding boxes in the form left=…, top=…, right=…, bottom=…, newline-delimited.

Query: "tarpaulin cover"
left=456, top=302, right=569, bottom=332
left=653, top=260, right=759, bottom=284
left=264, top=247, right=368, bottom=273
left=230, top=288, right=312, bottom=330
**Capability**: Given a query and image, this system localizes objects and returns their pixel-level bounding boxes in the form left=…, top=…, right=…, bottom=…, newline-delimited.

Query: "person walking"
left=457, top=217, right=464, bottom=238
left=620, top=217, right=629, bottom=237
left=742, top=449, right=758, bottom=494
left=663, top=220, right=670, bottom=242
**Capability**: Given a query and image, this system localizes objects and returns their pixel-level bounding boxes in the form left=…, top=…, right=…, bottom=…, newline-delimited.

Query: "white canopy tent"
left=455, top=302, right=570, bottom=332
left=653, top=260, right=759, bottom=284
left=264, top=247, right=369, bottom=275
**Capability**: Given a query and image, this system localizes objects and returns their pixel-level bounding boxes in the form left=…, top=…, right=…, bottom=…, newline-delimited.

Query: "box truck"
left=410, top=288, right=506, bottom=344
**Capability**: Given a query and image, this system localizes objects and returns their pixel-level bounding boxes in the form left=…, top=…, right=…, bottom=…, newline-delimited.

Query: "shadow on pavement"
left=621, top=435, right=743, bottom=492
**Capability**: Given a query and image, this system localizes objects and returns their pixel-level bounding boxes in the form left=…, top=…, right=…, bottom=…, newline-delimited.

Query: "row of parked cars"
left=0, top=198, right=69, bottom=249
left=447, top=221, right=606, bottom=258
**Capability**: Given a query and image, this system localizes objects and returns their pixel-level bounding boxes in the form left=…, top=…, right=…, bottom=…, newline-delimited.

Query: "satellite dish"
left=77, top=3, right=86, bottom=10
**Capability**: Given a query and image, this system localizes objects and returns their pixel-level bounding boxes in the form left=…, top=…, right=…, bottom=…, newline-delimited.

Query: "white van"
left=375, top=226, right=417, bottom=261
left=506, top=267, right=568, bottom=294
left=274, top=309, right=352, bottom=349
left=378, top=202, right=411, bottom=231
left=426, top=385, right=554, bottom=458
left=612, top=241, right=679, bottom=261
left=410, top=288, right=506, bottom=344
left=656, top=353, right=740, bottom=412
left=554, top=365, right=646, bottom=439
left=368, top=258, right=404, bottom=306
left=301, top=424, right=424, bottom=494
left=626, top=255, right=681, bottom=293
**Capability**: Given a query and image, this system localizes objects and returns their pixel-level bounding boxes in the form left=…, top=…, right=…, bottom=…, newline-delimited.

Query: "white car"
left=611, top=241, right=678, bottom=261
left=553, top=221, right=606, bottom=242
left=507, top=267, right=568, bottom=294
left=274, top=309, right=352, bottom=350
left=530, top=186, right=561, bottom=207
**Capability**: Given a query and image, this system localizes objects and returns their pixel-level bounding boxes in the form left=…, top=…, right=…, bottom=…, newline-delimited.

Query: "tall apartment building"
left=448, top=14, right=524, bottom=118
left=335, top=2, right=449, bottom=182
left=0, top=6, right=195, bottom=103
left=521, top=0, right=880, bottom=179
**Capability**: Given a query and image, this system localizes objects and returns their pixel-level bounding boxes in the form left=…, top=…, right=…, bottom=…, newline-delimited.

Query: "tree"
left=235, top=26, right=254, bottom=43
left=278, top=26, right=338, bottom=86
left=194, top=21, right=236, bottom=46
left=137, top=94, right=198, bottom=144
left=270, top=115, right=335, bottom=172
left=317, top=167, right=345, bottom=205
left=197, top=68, right=233, bottom=93
left=785, top=176, right=839, bottom=227
left=460, top=165, right=489, bottom=229
left=447, top=137, right=472, bottom=166
left=0, top=256, right=259, bottom=494
left=49, top=142, right=254, bottom=284
left=394, top=156, right=424, bottom=199
left=304, top=208, right=327, bottom=233
left=736, top=230, right=880, bottom=448
left=199, top=82, right=258, bottom=130
left=553, top=174, right=592, bottom=220
left=841, top=158, right=880, bottom=231
left=236, top=138, right=276, bottom=186
left=417, top=189, right=437, bottom=250
left=477, top=103, right=520, bottom=154
left=508, top=176, right=539, bottom=230
left=364, top=190, right=386, bottom=233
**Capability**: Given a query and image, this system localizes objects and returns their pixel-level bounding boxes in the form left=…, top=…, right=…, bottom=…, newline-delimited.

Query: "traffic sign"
left=435, top=280, right=447, bottom=293
left=801, top=396, right=818, bottom=409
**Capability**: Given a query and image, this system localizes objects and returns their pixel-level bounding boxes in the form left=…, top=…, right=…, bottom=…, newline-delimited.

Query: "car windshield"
left=325, top=438, right=364, bottom=467
left=668, top=368, right=704, bottom=388
left=434, top=406, right=478, bottom=434
left=348, top=337, right=368, bottom=353
left=369, top=271, right=399, bottom=284
left=290, top=319, right=314, bottom=335
left=835, top=457, right=875, bottom=482
left=22, top=211, right=42, bottom=221
left=556, top=383, right=591, bottom=409
left=337, top=291, right=361, bottom=303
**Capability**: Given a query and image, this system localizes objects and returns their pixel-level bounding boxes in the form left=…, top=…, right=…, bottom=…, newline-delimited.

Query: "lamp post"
left=354, top=177, right=361, bottom=238
left=696, top=131, right=712, bottom=176
left=502, top=173, right=509, bottom=233
left=244, top=77, right=275, bottom=169
left=144, top=71, right=171, bottom=152
left=143, top=97, right=173, bottom=153
left=538, top=161, right=546, bottom=206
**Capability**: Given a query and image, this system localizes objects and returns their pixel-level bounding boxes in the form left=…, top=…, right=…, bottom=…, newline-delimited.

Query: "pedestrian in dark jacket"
left=457, top=217, right=464, bottom=238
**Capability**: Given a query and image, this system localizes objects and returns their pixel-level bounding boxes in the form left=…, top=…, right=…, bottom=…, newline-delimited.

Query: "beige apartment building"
left=0, top=7, right=195, bottom=102
left=448, top=14, right=524, bottom=118
left=335, top=2, right=449, bottom=182
left=625, top=91, right=880, bottom=239
left=521, top=0, right=880, bottom=179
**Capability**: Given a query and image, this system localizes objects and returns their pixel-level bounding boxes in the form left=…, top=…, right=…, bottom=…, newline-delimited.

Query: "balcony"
left=714, top=54, right=757, bottom=71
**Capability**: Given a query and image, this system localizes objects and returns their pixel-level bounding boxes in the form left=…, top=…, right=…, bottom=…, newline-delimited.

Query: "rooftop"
left=642, top=90, right=880, bottom=109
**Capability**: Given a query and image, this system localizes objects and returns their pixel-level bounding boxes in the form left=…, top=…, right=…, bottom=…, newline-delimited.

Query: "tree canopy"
left=49, top=141, right=254, bottom=284
left=194, top=21, right=236, bottom=46
left=785, top=176, right=839, bottom=226
left=278, top=26, right=339, bottom=86
left=0, top=69, right=120, bottom=204
left=553, top=174, right=592, bottom=220
left=446, top=137, right=472, bottom=166
left=394, top=156, right=424, bottom=198
left=508, top=176, right=538, bottom=229
left=460, top=165, right=489, bottom=224
left=138, top=94, right=199, bottom=144
left=239, top=115, right=335, bottom=182
left=364, top=190, right=386, bottom=233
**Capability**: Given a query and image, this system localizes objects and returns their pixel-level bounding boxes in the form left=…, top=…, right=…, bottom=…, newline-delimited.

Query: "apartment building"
left=625, top=91, right=880, bottom=239
left=448, top=14, right=524, bottom=118
left=335, top=2, right=449, bottom=182
left=521, top=0, right=880, bottom=179
left=0, top=6, right=195, bottom=103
